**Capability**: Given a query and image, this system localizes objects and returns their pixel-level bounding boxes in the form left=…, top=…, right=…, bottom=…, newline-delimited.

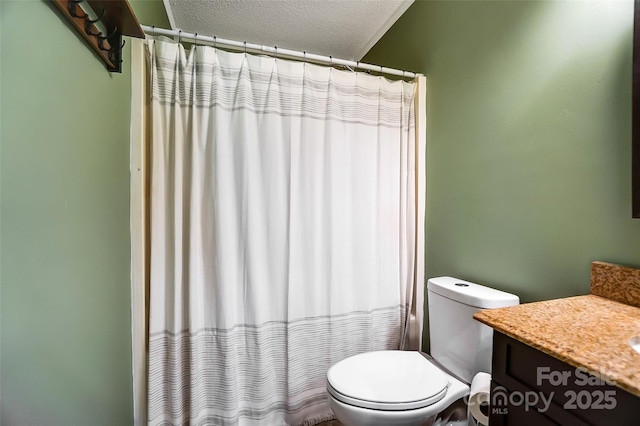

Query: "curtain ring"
left=178, top=29, right=182, bottom=44
left=244, top=41, right=247, bottom=55
left=275, top=46, right=278, bottom=60
left=380, top=65, right=383, bottom=75
left=152, top=25, right=156, bottom=38
left=213, top=35, right=217, bottom=49
left=303, top=51, right=306, bottom=62
left=194, top=32, right=198, bottom=46
left=330, top=56, right=333, bottom=67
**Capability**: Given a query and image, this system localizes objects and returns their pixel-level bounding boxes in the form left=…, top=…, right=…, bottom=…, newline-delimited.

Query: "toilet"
left=326, top=276, right=519, bottom=426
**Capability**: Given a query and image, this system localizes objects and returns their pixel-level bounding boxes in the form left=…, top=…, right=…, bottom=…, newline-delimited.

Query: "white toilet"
left=326, top=276, right=519, bottom=426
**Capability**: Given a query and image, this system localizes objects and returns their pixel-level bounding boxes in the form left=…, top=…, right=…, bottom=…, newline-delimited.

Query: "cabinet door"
left=490, top=332, right=639, bottom=426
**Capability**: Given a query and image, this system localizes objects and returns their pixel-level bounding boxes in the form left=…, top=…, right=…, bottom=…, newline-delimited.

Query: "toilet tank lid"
left=427, top=276, right=519, bottom=309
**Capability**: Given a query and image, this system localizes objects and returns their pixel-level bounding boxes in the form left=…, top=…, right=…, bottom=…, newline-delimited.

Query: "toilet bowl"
left=326, top=350, right=469, bottom=426
left=326, top=276, right=520, bottom=426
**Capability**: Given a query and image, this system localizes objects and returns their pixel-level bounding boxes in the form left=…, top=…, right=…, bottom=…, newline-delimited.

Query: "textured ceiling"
left=164, top=0, right=414, bottom=61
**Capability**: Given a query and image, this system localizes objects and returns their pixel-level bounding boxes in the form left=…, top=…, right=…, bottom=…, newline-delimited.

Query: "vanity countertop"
left=474, top=294, right=640, bottom=397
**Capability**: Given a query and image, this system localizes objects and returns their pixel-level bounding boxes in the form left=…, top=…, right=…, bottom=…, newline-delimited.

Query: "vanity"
left=474, top=262, right=640, bottom=425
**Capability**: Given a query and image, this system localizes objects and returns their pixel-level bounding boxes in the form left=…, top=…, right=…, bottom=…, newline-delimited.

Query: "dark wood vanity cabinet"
left=489, top=332, right=640, bottom=426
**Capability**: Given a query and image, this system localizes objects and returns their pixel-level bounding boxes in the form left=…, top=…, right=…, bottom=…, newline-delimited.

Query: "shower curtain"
left=143, top=38, right=426, bottom=426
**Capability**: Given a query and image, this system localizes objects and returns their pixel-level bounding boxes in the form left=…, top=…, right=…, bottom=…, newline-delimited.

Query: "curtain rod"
left=141, top=25, right=417, bottom=79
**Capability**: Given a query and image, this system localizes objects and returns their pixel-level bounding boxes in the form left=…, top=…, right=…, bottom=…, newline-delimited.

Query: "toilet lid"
left=327, top=351, right=449, bottom=411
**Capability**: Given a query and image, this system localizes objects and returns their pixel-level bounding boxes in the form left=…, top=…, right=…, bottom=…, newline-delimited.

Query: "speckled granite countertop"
left=474, top=294, right=640, bottom=397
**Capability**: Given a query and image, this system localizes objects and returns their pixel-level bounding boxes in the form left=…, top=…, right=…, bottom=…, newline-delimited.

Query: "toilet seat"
left=326, top=351, right=450, bottom=411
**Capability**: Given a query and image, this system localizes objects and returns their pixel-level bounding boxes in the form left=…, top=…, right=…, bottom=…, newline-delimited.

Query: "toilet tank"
left=427, top=276, right=519, bottom=384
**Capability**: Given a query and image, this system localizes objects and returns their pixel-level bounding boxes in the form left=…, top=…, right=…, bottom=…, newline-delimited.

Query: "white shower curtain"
left=145, top=38, right=425, bottom=426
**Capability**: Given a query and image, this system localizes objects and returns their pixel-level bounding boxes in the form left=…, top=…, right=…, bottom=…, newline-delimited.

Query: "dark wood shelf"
left=87, top=0, right=144, bottom=38
left=51, top=0, right=144, bottom=72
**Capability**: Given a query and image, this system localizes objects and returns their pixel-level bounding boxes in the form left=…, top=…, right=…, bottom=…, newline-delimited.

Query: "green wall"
left=0, top=1, right=168, bottom=425
left=365, top=0, right=640, bottom=309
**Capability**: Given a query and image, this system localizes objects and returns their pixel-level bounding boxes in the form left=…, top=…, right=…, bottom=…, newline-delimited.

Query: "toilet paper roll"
left=468, top=372, right=491, bottom=426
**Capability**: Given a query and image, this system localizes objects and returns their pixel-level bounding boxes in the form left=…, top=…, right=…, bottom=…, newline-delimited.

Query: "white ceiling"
left=163, top=0, right=414, bottom=61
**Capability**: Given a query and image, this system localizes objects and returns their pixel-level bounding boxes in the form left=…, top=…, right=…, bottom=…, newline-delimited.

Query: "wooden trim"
left=130, top=38, right=148, bottom=426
